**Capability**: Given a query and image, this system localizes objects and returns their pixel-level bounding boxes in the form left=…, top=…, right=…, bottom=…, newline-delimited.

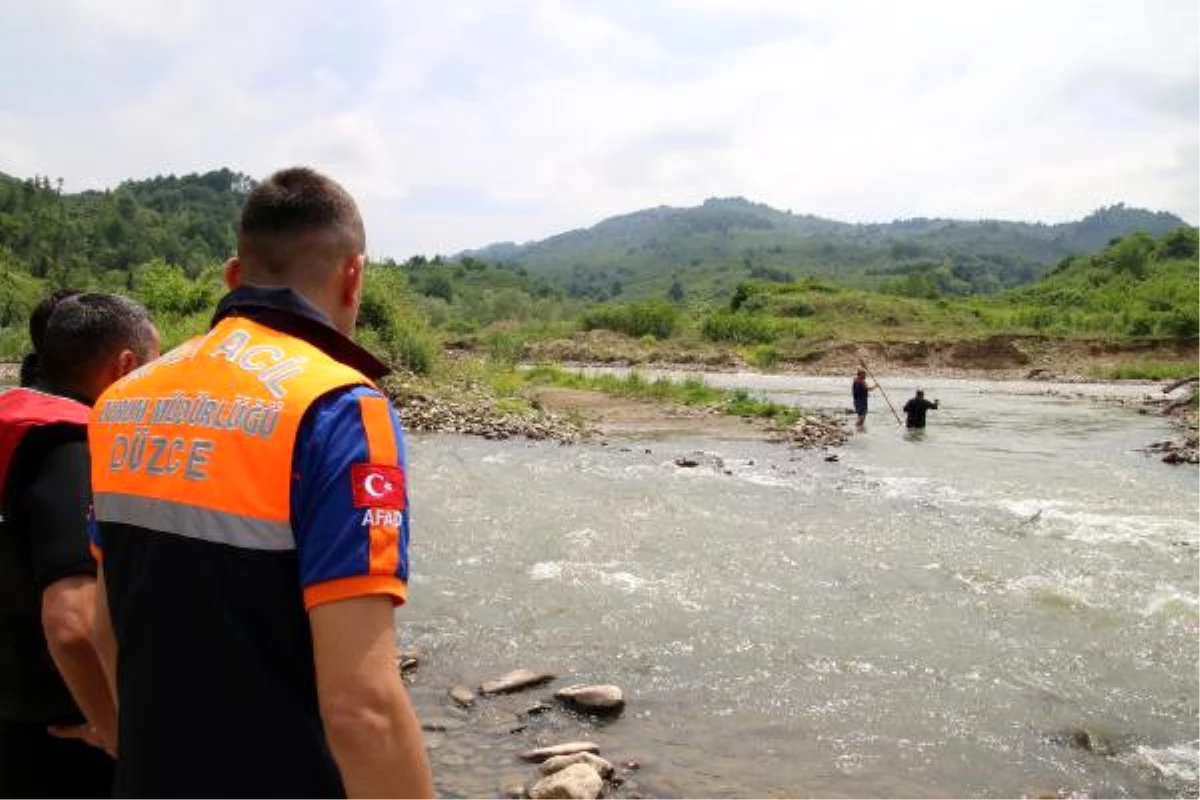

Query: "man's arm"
left=41, top=576, right=117, bottom=755
left=295, top=388, right=432, bottom=797
left=311, top=597, right=433, bottom=799
left=92, top=566, right=118, bottom=703
left=28, top=436, right=116, bottom=755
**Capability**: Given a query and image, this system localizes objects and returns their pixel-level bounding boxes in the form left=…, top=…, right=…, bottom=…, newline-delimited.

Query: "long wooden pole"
left=860, top=359, right=902, bottom=425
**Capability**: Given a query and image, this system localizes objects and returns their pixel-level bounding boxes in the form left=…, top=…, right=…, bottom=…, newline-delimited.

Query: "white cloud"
left=0, top=0, right=1195, bottom=257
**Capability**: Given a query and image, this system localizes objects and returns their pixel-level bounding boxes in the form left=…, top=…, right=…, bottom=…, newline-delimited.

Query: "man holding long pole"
left=857, top=361, right=903, bottom=428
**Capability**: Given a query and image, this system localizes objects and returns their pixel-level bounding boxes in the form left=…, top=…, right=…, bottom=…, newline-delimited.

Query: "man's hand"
left=47, top=722, right=116, bottom=758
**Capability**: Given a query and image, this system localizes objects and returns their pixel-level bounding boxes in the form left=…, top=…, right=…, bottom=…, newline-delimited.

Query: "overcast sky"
left=2, top=0, right=1196, bottom=259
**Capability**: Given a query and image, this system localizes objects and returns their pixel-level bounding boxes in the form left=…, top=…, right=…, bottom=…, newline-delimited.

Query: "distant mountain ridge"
left=464, top=197, right=1187, bottom=301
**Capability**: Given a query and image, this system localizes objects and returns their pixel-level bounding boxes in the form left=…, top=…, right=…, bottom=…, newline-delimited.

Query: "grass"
left=1087, top=362, right=1198, bottom=381
left=520, top=364, right=802, bottom=426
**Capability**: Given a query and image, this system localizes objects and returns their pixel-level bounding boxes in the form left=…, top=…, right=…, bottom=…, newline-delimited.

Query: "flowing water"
left=401, top=374, right=1197, bottom=799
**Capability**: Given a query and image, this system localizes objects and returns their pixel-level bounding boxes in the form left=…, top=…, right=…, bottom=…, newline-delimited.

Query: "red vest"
left=0, top=388, right=91, bottom=498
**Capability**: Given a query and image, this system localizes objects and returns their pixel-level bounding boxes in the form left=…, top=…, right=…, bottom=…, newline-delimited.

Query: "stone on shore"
left=553, top=684, right=625, bottom=714
left=519, top=741, right=601, bottom=763
left=448, top=685, right=476, bottom=707
left=480, top=669, right=556, bottom=695
left=540, top=752, right=615, bottom=780
left=528, top=763, right=604, bottom=800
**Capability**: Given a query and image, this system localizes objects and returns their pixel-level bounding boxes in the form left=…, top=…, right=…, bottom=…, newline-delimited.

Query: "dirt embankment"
left=524, top=330, right=1197, bottom=379
left=796, top=335, right=1198, bottom=380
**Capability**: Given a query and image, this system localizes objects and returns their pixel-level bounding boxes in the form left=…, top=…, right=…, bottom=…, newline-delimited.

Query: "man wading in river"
left=903, top=389, right=940, bottom=429
left=87, top=167, right=434, bottom=798
left=852, top=368, right=877, bottom=432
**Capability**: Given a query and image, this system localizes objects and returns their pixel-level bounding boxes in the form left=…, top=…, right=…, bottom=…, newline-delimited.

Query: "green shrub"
left=701, top=311, right=777, bottom=344
left=356, top=265, right=437, bottom=375
left=486, top=330, right=525, bottom=366
left=380, top=315, right=437, bottom=375
left=1157, top=309, right=1199, bottom=339
left=580, top=300, right=678, bottom=339
left=745, top=344, right=780, bottom=369
left=132, top=260, right=215, bottom=317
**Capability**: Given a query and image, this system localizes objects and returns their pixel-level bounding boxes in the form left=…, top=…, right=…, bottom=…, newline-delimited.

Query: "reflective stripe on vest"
left=0, top=387, right=91, bottom=498
left=89, top=317, right=373, bottom=551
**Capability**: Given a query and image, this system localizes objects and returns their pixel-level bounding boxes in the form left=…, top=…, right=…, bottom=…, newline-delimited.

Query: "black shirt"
left=903, top=397, right=939, bottom=428
left=0, top=420, right=95, bottom=723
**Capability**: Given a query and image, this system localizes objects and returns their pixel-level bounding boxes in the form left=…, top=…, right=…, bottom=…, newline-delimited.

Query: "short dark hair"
left=30, top=288, right=84, bottom=353
left=19, top=288, right=83, bottom=386
left=40, top=293, right=155, bottom=388
left=237, top=167, right=365, bottom=282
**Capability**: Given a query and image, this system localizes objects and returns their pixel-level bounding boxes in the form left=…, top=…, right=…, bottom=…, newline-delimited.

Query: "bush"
left=1158, top=226, right=1199, bottom=260
left=776, top=298, right=815, bottom=318
left=485, top=330, right=525, bottom=366
left=357, top=265, right=437, bottom=375
left=132, top=260, right=214, bottom=317
left=701, top=311, right=777, bottom=344
left=745, top=344, right=780, bottom=369
left=1157, top=309, right=1199, bottom=340
left=387, top=316, right=437, bottom=375
left=580, top=300, right=678, bottom=339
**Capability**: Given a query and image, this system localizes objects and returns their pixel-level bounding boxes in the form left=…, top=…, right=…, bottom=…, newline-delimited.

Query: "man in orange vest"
left=89, top=167, right=434, bottom=798
left=0, top=292, right=158, bottom=796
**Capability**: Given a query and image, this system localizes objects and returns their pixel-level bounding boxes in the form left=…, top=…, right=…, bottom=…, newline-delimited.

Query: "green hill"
left=0, top=169, right=251, bottom=281
left=465, top=197, right=1187, bottom=302
left=682, top=226, right=1199, bottom=349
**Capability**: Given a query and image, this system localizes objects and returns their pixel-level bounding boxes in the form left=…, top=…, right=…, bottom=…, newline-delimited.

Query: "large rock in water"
left=540, top=752, right=615, bottom=779
left=480, top=669, right=556, bottom=695
left=528, top=763, right=604, bottom=800
left=553, top=684, right=625, bottom=714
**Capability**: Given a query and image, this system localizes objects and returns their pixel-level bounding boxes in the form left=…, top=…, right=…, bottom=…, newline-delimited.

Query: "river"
left=401, top=373, right=1198, bottom=799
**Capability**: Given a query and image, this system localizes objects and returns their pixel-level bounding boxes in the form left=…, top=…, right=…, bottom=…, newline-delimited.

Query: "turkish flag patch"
left=350, top=464, right=406, bottom=510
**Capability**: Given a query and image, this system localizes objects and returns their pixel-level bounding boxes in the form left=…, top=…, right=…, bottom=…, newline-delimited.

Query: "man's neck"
left=37, top=381, right=96, bottom=407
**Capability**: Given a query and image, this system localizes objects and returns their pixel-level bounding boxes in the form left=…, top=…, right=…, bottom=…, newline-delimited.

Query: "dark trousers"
left=0, top=718, right=114, bottom=798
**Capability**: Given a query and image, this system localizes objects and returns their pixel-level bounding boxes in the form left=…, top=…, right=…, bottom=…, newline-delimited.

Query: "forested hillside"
left=0, top=169, right=250, bottom=281
left=0, top=169, right=1194, bottom=379
left=466, top=197, right=1186, bottom=302
left=0, top=170, right=432, bottom=370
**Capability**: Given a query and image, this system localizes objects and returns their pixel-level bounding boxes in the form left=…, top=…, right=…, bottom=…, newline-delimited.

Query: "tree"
left=667, top=279, right=685, bottom=304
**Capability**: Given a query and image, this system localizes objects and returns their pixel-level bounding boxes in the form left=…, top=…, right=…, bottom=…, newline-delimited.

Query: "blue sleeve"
left=292, top=385, right=411, bottom=609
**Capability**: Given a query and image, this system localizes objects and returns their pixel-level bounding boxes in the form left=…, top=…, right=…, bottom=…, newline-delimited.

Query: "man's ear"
left=342, top=254, right=365, bottom=308
left=116, top=349, right=139, bottom=378
left=224, top=257, right=242, bottom=290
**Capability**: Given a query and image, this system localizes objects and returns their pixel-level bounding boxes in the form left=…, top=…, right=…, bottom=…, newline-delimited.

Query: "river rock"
left=385, top=378, right=586, bottom=444
left=519, top=741, right=601, bottom=763
left=528, top=763, right=604, bottom=800
left=420, top=716, right=466, bottom=733
left=498, top=774, right=528, bottom=799
left=553, top=684, right=625, bottom=714
left=481, top=669, right=556, bottom=695
left=540, top=752, right=615, bottom=779
left=1047, top=727, right=1118, bottom=757
left=448, top=685, right=476, bottom=707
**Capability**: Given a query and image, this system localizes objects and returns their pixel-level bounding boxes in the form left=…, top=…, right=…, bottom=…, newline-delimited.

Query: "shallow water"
left=401, top=375, right=1198, bottom=798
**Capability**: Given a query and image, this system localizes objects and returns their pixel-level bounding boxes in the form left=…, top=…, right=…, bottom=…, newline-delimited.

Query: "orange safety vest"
left=89, top=317, right=373, bottom=551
